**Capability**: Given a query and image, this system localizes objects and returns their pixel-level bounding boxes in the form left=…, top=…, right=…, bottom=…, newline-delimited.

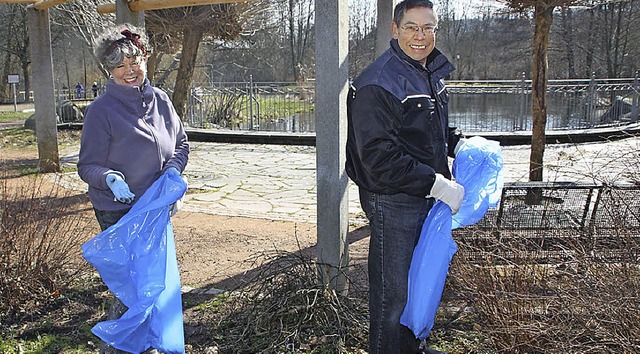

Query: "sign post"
left=8, top=75, right=19, bottom=112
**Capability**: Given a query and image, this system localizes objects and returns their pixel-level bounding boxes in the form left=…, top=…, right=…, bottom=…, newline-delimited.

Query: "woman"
left=77, top=25, right=189, bottom=354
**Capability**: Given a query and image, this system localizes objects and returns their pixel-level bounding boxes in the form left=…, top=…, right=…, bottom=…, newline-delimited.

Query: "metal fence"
left=186, top=73, right=640, bottom=133
left=453, top=181, right=640, bottom=263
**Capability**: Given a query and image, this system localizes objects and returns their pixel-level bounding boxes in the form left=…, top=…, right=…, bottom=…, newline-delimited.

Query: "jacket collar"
left=390, top=39, right=455, bottom=81
left=105, top=77, right=154, bottom=112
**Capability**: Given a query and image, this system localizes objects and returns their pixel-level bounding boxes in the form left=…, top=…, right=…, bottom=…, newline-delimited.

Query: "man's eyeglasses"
left=400, top=25, right=437, bottom=35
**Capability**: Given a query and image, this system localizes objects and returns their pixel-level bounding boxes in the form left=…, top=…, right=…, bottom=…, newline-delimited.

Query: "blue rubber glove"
left=165, top=167, right=180, bottom=176
left=106, top=173, right=135, bottom=204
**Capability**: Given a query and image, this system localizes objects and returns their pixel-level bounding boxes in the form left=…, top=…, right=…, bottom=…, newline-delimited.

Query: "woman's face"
left=112, top=56, right=146, bottom=87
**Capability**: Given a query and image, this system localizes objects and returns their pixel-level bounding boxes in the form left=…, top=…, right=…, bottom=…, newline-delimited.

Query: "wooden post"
left=375, top=0, right=395, bottom=57
left=116, top=0, right=144, bottom=26
left=98, top=0, right=249, bottom=14
left=27, top=6, right=59, bottom=172
left=315, top=0, right=349, bottom=294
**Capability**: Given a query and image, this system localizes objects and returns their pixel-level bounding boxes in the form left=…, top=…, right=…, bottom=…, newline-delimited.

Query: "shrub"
left=0, top=173, right=94, bottom=325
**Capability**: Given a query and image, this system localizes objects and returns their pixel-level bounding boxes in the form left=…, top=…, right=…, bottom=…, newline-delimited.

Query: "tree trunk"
left=147, top=51, right=158, bottom=84
left=22, top=61, right=30, bottom=103
left=527, top=3, right=554, bottom=203
left=172, top=26, right=205, bottom=121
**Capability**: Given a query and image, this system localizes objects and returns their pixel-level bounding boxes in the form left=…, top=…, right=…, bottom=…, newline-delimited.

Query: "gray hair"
left=94, top=25, right=149, bottom=70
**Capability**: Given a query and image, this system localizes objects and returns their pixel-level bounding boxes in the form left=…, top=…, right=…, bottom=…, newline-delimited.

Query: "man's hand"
left=106, top=173, right=135, bottom=204
left=429, top=173, right=465, bottom=214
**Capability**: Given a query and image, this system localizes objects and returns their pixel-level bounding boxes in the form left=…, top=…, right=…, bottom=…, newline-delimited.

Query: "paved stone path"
left=56, top=136, right=640, bottom=224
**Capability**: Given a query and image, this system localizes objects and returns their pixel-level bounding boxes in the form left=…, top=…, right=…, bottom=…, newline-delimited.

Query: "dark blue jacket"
left=346, top=39, right=461, bottom=197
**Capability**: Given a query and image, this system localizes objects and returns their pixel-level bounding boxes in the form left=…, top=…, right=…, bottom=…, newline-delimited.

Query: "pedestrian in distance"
left=77, top=24, right=189, bottom=354
left=92, top=81, right=99, bottom=97
left=75, top=82, right=84, bottom=98
left=345, top=0, right=465, bottom=353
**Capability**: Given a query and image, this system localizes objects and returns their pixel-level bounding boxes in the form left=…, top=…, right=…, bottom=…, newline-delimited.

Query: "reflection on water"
left=260, top=92, right=604, bottom=133
left=448, top=93, right=597, bottom=132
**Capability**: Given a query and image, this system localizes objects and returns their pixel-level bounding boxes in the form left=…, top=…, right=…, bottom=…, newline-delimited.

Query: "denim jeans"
left=94, top=208, right=130, bottom=233
left=359, top=188, right=434, bottom=354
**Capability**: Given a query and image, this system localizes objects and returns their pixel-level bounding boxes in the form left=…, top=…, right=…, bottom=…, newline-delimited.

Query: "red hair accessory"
left=121, top=29, right=146, bottom=55
left=109, top=29, right=146, bottom=56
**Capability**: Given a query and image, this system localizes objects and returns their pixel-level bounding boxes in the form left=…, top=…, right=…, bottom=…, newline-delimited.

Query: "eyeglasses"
left=400, top=25, right=437, bottom=35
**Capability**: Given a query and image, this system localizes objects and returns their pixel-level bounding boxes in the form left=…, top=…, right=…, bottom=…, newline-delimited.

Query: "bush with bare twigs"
left=189, top=249, right=369, bottom=353
left=0, top=173, right=94, bottom=326
left=446, top=140, right=640, bottom=353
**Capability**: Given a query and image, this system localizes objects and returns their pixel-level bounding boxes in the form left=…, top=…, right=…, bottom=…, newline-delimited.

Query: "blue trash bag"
left=82, top=172, right=187, bottom=354
left=400, top=136, right=503, bottom=340
left=452, top=136, right=504, bottom=229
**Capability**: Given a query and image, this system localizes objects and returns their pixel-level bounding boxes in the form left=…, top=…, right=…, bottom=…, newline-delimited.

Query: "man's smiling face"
left=392, top=6, right=438, bottom=66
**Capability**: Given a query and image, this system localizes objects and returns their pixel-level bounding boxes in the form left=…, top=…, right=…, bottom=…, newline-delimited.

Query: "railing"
left=185, top=73, right=640, bottom=133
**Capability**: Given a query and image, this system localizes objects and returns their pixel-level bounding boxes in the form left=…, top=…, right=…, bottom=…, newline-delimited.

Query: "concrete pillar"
left=375, top=0, right=395, bottom=57
left=27, top=7, right=59, bottom=173
left=116, top=0, right=145, bottom=27
left=314, top=0, right=349, bottom=294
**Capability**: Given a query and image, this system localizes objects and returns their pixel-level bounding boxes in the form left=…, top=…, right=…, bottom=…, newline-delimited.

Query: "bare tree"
left=145, top=4, right=244, bottom=119
left=52, top=0, right=116, bottom=79
left=500, top=1, right=583, bottom=190
left=348, top=0, right=376, bottom=76
left=0, top=4, right=31, bottom=102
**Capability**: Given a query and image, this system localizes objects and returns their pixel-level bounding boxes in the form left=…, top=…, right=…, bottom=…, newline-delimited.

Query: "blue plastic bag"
left=82, top=172, right=187, bottom=354
left=400, top=136, right=503, bottom=340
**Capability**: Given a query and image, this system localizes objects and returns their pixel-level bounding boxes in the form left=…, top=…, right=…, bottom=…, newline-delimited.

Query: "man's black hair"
left=393, top=0, right=435, bottom=25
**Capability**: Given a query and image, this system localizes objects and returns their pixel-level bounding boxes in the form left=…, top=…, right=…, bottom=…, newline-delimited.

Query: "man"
left=345, top=0, right=464, bottom=353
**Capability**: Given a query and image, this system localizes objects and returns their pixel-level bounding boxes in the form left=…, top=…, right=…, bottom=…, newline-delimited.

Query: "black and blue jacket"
left=346, top=39, right=461, bottom=197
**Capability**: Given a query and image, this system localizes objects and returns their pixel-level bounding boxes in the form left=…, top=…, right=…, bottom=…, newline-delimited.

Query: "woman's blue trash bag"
left=400, top=136, right=504, bottom=340
left=82, top=172, right=187, bottom=354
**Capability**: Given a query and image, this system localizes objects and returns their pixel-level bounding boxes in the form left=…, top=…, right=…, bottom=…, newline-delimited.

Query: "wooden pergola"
left=0, top=0, right=396, bottom=292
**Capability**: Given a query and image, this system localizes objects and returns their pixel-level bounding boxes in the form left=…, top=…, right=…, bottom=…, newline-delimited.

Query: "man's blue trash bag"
left=82, top=172, right=187, bottom=354
left=400, top=136, right=503, bottom=340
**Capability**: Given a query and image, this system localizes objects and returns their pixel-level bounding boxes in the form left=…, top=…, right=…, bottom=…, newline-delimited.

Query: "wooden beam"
left=0, top=0, right=37, bottom=3
left=97, top=3, right=116, bottom=14
left=30, top=0, right=72, bottom=10
left=97, top=0, right=249, bottom=13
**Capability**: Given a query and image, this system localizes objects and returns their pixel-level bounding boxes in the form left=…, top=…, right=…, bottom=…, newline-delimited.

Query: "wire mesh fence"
left=453, top=181, right=640, bottom=264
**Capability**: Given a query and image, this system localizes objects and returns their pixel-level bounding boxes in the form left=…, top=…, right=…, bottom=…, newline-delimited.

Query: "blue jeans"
left=94, top=208, right=130, bottom=232
left=359, top=188, right=434, bottom=354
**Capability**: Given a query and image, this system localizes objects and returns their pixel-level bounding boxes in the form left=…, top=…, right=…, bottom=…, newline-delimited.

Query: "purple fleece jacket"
left=77, top=78, right=189, bottom=211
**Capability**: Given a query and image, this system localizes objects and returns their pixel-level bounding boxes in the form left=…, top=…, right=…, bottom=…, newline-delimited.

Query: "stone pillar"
left=27, top=7, right=59, bottom=173
left=375, top=0, right=395, bottom=57
left=314, top=0, right=349, bottom=294
left=116, top=0, right=145, bottom=27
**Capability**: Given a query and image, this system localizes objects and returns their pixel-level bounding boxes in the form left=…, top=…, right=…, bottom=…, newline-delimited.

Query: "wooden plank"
left=31, top=0, right=72, bottom=10
left=97, top=3, right=116, bottom=14
left=97, top=0, right=249, bottom=13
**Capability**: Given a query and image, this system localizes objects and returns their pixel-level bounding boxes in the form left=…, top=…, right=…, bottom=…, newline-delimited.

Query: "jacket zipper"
left=138, top=87, right=163, bottom=170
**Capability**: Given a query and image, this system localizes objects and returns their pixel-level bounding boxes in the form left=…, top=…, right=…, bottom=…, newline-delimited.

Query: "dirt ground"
left=0, top=135, right=371, bottom=293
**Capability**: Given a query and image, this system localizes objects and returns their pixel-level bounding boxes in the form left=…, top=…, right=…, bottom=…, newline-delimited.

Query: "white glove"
left=429, top=173, right=465, bottom=214
left=454, top=138, right=467, bottom=156
left=106, top=173, right=135, bottom=204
